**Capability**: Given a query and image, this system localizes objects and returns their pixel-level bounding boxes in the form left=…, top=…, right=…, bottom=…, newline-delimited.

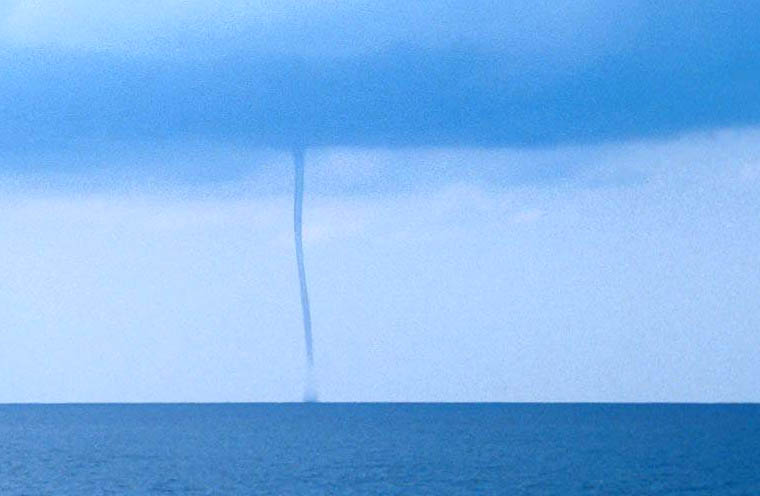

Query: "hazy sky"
left=0, top=1, right=758, bottom=402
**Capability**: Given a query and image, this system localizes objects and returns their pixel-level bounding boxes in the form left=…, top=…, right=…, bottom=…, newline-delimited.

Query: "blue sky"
left=0, top=1, right=758, bottom=402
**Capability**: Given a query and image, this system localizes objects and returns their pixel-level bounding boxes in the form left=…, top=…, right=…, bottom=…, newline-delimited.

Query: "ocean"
left=0, top=403, right=758, bottom=494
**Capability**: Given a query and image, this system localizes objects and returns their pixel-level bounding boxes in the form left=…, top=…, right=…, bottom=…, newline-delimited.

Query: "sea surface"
left=0, top=403, right=758, bottom=495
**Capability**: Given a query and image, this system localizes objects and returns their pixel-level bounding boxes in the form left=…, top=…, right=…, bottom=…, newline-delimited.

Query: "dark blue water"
left=1, top=404, right=758, bottom=495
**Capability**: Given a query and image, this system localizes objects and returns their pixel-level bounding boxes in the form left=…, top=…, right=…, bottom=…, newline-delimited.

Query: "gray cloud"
left=0, top=1, right=758, bottom=154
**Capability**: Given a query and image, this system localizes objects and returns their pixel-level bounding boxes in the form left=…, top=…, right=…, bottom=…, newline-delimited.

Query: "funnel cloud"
left=293, top=148, right=317, bottom=402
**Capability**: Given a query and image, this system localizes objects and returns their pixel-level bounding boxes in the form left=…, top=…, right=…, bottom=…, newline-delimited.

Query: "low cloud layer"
left=0, top=2, right=758, bottom=150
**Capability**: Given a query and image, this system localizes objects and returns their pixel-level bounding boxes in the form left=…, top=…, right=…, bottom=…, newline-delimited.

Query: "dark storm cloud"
left=0, top=1, right=758, bottom=154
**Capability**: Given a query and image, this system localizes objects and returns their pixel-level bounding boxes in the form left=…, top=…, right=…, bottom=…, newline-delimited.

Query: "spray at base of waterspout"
left=303, top=368, right=319, bottom=403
